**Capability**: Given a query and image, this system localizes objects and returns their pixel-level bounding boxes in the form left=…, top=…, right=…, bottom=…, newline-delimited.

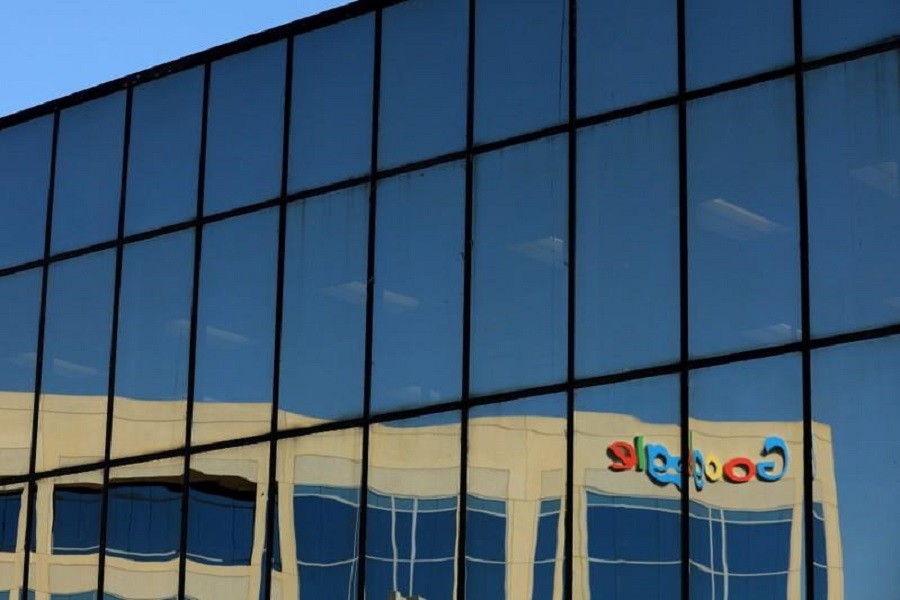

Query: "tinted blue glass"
left=806, top=52, right=900, bottom=336
left=813, top=503, right=827, bottom=598
left=115, top=232, right=192, bottom=401
left=52, top=93, right=125, bottom=253
left=533, top=500, right=560, bottom=599
left=0, top=492, right=20, bottom=552
left=125, top=68, right=202, bottom=234
left=280, top=186, right=367, bottom=422
left=474, top=0, right=568, bottom=142
left=106, top=483, right=181, bottom=561
left=471, top=136, right=567, bottom=394
left=688, top=79, right=800, bottom=356
left=295, top=490, right=359, bottom=595
left=812, top=336, right=900, bottom=598
left=372, top=163, right=464, bottom=413
left=187, top=483, right=255, bottom=565
left=578, top=0, right=677, bottom=114
left=52, top=487, right=101, bottom=555
left=0, top=269, right=41, bottom=393
left=0, top=115, right=52, bottom=267
left=465, top=499, right=505, bottom=599
left=205, top=42, right=286, bottom=214
left=379, top=0, right=467, bottom=167
left=686, top=0, right=793, bottom=89
left=576, top=108, right=678, bottom=376
left=43, top=251, right=116, bottom=396
left=803, top=0, right=900, bottom=57
left=195, top=209, right=277, bottom=409
left=289, top=16, right=374, bottom=191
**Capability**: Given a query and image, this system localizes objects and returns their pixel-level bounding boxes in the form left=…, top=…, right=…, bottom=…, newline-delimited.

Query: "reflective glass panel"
left=289, top=16, right=374, bottom=191
left=806, top=52, right=900, bottom=336
left=0, top=483, right=26, bottom=597
left=474, top=0, right=568, bottom=143
left=578, top=0, right=677, bottom=115
left=0, top=115, right=52, bottom=268
left=0, top=269, right=41, bottom=477
left=574, top=376, right=680, bottom=600
left=689, top=355, right=803, bottom=600
left=576, top=108, right=679, bottom=377
left=125, top=67, right=203, bottom=234
left=379, top=0, right=467, bottom=168
left=366, top=412, right=460, bottom=600
left=103, top=457, right=184, bottom=600
left=372, top=163, right=464, bottom=414
left=279, top=186, right=368, bottom=424
left=186, top=443, right=269, bottom=600
left=112, top=231, right=193, bottom=458
left=688, top=79, right=801, bottom=357
left=803, top=0, right=900, bottom=58
left=812, top=336, right=900, bottom=599
left=468, top=395, right=566, bottom=599
left=39, top=250, right=116, bottom=468
left=686, top=0, right=793, bottom=89
left=472, top=136, right=567, bottom=395
left=272, top=429, right=363, bottom=600
left=204, top=42, right=286, bottom=215
left=33, top=472, right=102, bottom=599
left=194, top=209, right=277, bottom=445
left=52, top=93, right=125, bottom=253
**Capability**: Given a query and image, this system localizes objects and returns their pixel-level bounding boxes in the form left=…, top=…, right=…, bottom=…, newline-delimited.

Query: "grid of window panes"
left=0, top=0, right=897, bottom=598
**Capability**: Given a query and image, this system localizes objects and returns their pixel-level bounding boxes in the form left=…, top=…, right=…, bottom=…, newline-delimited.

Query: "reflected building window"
left=0, top=491, right=21, bottom=553
left=533, top=498, right=562, bottom=599
left=52, top=487, right=102, bottom=555
left=106, top=483, right=181, bottom=562
left=293, top=485, right=359, bottom=598
left=464, top=496, right=506, bottom=599
left=187, top=482, right=256, bottom=566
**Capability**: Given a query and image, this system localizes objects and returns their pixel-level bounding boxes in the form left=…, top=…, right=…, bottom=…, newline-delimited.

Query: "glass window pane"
left=806, top=52, right=900, bottom=336
left=0, top=270, right=41, bottom=477
left=34, top=472, right=101, bottom=599
left=0, top=484, right=26, bottom=595
left=803, top=0, right=900, bottom=58
left=0, top=116, right=52, bottom=268
left=372, top=163, right=464, bottom=414
left=272, top=429, right=363, bottom=600
left=289, top=16, right=374, bottom=192
left=689, top=355, right=803, bottom=600
left=688, top=78, right=801, bottom=357
left=52, top=93, right=126, bottom=253
left=576, top=108, right=679, bottom=377
left=366, top=412, right=460, bottom=600
left=379, top=0, right=467, bottom=168
left=125, top=68, right=203, bottom=234
left=104, top=457, right=183, bottom=600
left=467, top=396, right=566, bottom=599
left=812, top=336, right=900, bottom=599
left=578, top=0, right=677, bottom=115
left=205, top=42, right=286, bottom=215
left=474, top=0, right=568, bottom=143
left=472, top=136, right=567, bottom=395
left=39, top=250, right=116, bottom=468
left=194, top=209, right=278, bottom=445
left=112, top=231, right=193, bottom=459
left=686, top=0, right=793, bottom=89
left=280, top=186, right=368, bottom=424
left=575, top=376, right=680, bottom=600
left=186, top=443, right=269, bottom=600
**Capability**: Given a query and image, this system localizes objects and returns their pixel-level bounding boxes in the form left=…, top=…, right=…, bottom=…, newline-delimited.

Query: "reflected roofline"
left=0, top=0, right=400, bottom=130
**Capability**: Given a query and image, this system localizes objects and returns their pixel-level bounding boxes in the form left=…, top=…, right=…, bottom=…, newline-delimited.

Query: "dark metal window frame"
left=0, top=1, right=898, bottom=599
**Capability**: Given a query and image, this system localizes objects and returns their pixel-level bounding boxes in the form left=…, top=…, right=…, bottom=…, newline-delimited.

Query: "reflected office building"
left=0, top=0, right=897, bottom=599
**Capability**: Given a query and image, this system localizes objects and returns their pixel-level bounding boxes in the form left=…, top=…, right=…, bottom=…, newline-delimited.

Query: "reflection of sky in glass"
left=807, top=52, right=900, bottom=336
left=0, top=115, right=52, bottom=268
left=813, top=336, right=900, bottom=599
left=116, top=231, right=193, bottom=401
left=372, top=162, right=464, bottom=414
left=42, top=251, right=116, bottom=396
left=577, top=376, right=678, bottom=425
left=0, top=269, right=41, bottom=393
left=802, top=0, right=900, bottom=58
left=688, top=78, right=801, bottom=357
left=196, top=209, right=277, bottom=404
left=472, top=393, right=566, bottom=420
left=280, top=186, right=368, bottom=421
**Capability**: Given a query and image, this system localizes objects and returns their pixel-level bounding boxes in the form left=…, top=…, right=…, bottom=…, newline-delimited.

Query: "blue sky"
left=0, top=0, right=347, bottom=118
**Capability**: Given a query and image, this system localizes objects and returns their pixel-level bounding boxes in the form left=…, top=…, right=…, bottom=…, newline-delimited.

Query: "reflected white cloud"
left=700, top=197, right=786, bottom=241
left=52, top=357, right=99, bottom=377
left=321, top=280, right=367, bottom=305
left=10, top=351, right=37, bottom=368
left=205, top=325, right=250, bottom=345
left=851, top=160, right=898, bottom=198
left=382, top=289, right=420, bottom=314
left=510, top=235, right=566, bottom=266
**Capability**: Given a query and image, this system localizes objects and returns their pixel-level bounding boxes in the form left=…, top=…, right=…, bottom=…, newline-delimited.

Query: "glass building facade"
left=0, top=0, right=897, bottom=598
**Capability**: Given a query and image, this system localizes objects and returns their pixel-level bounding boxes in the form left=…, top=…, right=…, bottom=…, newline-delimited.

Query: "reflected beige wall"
left=0, top=392, right=838, bottom=600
